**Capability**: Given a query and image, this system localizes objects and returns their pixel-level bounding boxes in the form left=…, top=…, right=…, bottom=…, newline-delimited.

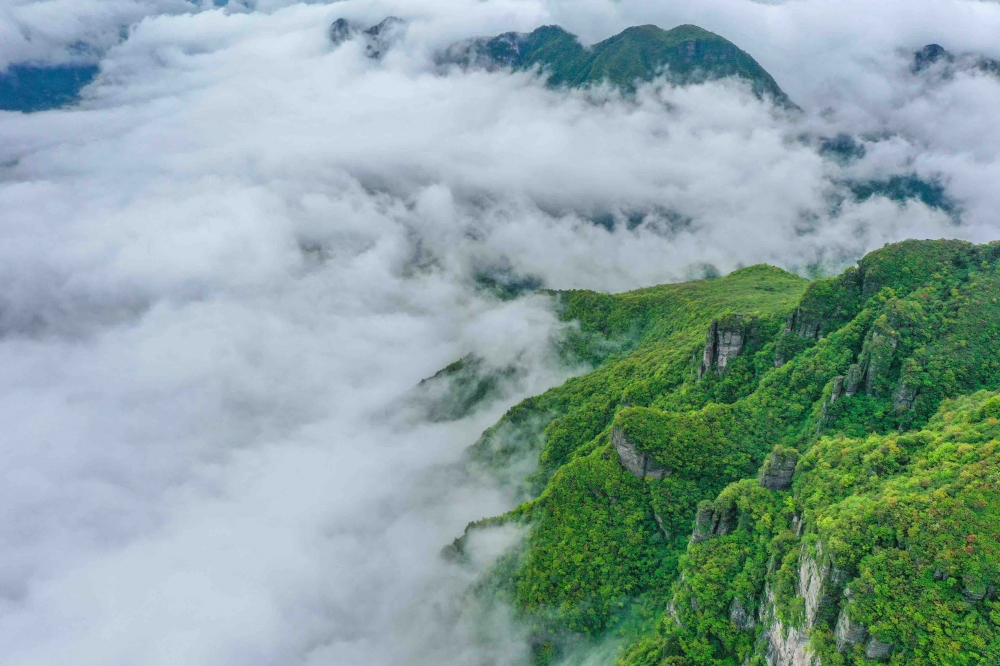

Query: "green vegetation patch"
left=453, top=23, right=793, bottom=104
left=452, top=239, right=1000, bottom=664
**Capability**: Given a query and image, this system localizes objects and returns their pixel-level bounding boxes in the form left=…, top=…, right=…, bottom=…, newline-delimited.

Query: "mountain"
left=0, top=63, right=99, bottom=113
left=912, top=43, right=1000, bottom=78
left=406, top=354, right=522, bottom=422
left=816, top=134, right=960, bottom=220
left=329, top=16, right=407, bottom=59
left=447, top=239, right=1000, bottom=665
left=443, top=23, right=793, bottom=105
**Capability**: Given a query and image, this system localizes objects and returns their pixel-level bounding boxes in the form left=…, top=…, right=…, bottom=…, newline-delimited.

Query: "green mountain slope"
left=446, top=23, right=793, bottom=104
left=645, top=390, right=1000, bottom=666
left=450, top=239, right=1000, bottom=665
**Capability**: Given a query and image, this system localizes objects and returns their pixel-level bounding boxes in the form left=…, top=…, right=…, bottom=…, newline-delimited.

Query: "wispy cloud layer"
left=1, top=1, right=999, bottom=664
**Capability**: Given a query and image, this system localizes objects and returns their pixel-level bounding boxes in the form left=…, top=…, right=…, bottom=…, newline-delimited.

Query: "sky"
left=1, top=1, right=1000, bottom=665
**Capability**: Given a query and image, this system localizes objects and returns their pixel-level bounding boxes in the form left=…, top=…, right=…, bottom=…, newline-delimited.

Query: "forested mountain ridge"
left=449, top=239, right=1000, bottom=665
left=441, top=23, right=792, bottom=104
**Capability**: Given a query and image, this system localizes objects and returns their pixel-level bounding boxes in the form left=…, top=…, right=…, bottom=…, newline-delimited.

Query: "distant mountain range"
left=441, top=23, right=794, bottom=106
left=1, top=19, right=997, bottom=128
left=912, top=43, right=1000, bottom=77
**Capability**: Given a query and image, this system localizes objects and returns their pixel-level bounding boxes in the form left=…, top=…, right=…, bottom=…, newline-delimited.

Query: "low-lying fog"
left=1, top=0, right=999, bottom=664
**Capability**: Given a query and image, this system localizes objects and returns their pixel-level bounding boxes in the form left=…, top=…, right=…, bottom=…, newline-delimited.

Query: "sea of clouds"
left=1, top=1, right=999, bottom=664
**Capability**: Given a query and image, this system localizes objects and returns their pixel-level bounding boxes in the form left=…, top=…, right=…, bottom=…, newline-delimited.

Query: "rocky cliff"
left=698, top=314, right=758, bottom=378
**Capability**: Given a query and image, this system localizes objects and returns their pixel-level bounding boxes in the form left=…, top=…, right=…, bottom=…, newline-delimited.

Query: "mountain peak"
left=912, top=42, right=1000, bottom=78
left=441, top=22, right=793, bottom=106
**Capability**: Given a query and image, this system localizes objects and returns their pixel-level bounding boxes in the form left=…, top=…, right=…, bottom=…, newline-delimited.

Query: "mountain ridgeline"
left=447, top=239, right=1000, bottom=666
left=327, top=21, right=985, bottom=221
left=443, top=23, right=793, bottom=104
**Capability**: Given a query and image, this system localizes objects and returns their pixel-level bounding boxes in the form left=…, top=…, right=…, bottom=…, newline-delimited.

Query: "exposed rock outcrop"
left=329, top=16, right=407, bottom=58
left=329, top=18, right=355, bottom=45
left=699, top=315, right=757, bottom=378
left=912, top=43, right=1000, bottom=78
left=844, top=363, right=863, bottom=397
left=653, top=510, right=670, bottom=539
left=760, top=542, right=849, bottom=666
left=730, top=597, right=756, bottom=630
left=893, top=380, right=918, bottom=411
left=834, top=607, right=868, bottom=653
left=818, top=376, right=845, bottom=426
left=689, top=498, right=738, bottom=543
left=800, top=548, right=828, bottom=627
left=783, top=307, right=823, bottom=340
left=667, top=598, right=685, bottom=629
left=864, top=330, right=898, bottom=396
left=829, top=376, right=844, bottom=403
left=838, top=323, right=901, bottom=401
left=962, top=577, right=994, bottom=602
left=759, top=447, right=799, bottom=491
left=712, top=501, right=738, bottom=537
left=363, top=17, right=407, bottom=58
left=760, top=585, right=815, bottom=666
left=611, top=426, right=668, bottom=480
left=865, top=637, right=893, bottom=660
left=690, top=501, right=716, bottom=544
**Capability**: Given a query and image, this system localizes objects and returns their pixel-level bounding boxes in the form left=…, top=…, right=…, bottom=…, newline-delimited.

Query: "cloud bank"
left=1, top=1, right=999, bottom=665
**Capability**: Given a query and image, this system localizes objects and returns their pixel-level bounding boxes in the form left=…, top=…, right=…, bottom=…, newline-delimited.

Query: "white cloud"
left=0, top=1, right=999, bottom=664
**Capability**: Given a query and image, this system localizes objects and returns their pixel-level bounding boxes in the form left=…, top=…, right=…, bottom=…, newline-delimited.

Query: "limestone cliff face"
left=761, top=583, right=815, bottom=666
left=818, top=376, right=845, bottom=426
left=842, top=325, right=900, bottom=399
left=817, top=318, right=902, bottom=425
left=843, top=362, right=864, bottom=397
left=892, top=380, right=918, bottom=411
left=863, top=329, right=898, bottom=396
left=753, top=540, right=859, bottom=666
left=689, top=499, right=738, bottom=544
left=730, top=597, right=756, bottom=630
left=689, top=501, right=716, bottom=544
left=864, top=637, right=894, bottom=660
left=757, top=541, right=898, bottom=665
left=699, top=315, right=757, bottom=378
left=782, top=307, right=824, bottom=340
left=611, top=426, right=668, bottom=480
left=673, top=454, right=901, bottom=666
left=831, top=593, right=894, bottom=661
left=834, top=605, right=868, bottom=653
left=761, top=543, right=835, bottom=666
left=758, top=448, right=799, bottom=491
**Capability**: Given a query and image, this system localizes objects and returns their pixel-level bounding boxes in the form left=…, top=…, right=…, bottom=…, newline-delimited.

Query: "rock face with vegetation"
left=448, top=239, right=1000, bottom=665
left=329, top=16, right=408, bottom=59
left=912, top=43, right=1000, bottom=78
left=440, top=23, right=792, bottom=103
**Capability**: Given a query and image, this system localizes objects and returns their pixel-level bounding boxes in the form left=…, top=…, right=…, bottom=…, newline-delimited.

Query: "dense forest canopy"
left=450, top=239, right=1000, bottom=666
